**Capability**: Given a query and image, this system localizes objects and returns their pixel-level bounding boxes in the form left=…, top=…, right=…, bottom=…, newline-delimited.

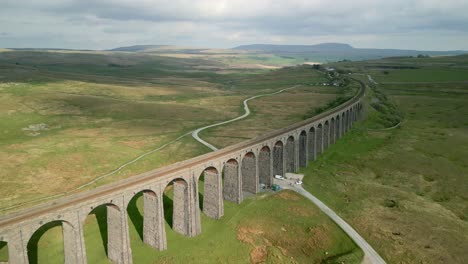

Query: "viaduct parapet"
left=0, top=79, right=365, bottom=264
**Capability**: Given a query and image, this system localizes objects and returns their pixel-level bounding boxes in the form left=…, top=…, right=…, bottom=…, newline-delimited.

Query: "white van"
left=274, top=175, right=284, bottom=180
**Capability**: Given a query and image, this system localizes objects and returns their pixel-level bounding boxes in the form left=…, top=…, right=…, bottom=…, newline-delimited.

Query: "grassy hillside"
left=1, top=190, right=363, bottom=264
left=301, top=55, right=468, bottom=263
left=0, top=51, right=332, bottom=213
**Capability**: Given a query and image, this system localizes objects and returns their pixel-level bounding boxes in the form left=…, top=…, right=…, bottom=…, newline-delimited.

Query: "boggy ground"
left=301, top=55, right=468, bottom=263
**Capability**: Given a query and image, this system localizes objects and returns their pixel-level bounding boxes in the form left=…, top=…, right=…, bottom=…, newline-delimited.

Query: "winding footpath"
left=193, top=79, right=386, bottom=264
left=191, top=85, right=299, bottom=151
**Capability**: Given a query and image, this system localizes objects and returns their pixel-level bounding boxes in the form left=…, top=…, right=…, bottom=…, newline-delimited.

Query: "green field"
left=0, top=51, right=332, bottom=212
left=2, top=49, right=468, bottom=263
left=2, top=190, right=362, bottom=264
left=301, top=55, right=468, bottom=263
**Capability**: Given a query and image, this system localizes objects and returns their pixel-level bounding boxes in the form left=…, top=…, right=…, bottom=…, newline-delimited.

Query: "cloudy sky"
left=1, top=0, right=467, bottom=50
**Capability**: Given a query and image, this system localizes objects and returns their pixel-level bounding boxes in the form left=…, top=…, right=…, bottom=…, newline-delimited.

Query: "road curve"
left=193, top=76, right=386, bottom=264
left=191, top=85, right=299, bottom=151
left=281, top=183, right=386, bottom=264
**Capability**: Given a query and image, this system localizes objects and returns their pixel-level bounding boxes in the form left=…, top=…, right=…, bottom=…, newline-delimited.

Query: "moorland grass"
left=20, top=190, right=362, bottom=264
left=299, top=56, right=468, bottom=263
left=0, top=52, right=334, bottom=213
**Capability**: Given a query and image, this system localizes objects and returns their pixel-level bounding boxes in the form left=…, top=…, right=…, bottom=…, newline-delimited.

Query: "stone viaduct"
left=0, top=80, right=365, bottom=264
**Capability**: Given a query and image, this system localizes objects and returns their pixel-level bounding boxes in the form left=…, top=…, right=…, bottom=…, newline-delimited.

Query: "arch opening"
left=323, top=120, right=330, bottom=150
left=308, top=127, right=316, bottom=161
left=285, top=136, right=296, bottom=173
left=241, top=152, right=257, bottom=194
left=258, top=146, right=271, bottom=187
left=127, top=189, right=165, bottom=250
left=316, top=124, right=323, bottom=155
left=27, top=220, right=75, bottom=264
left=84, top=203, right=126, bottom=263
left=342, top=112, right=346, bottom=135
left=273, top=141, right=284, bottom=177
left=336, top=115, right=341, bottom=140
left=346, top=110, right=351, bottom=130
left=299, top=131, right=307, bottom=167
left=223, top=159, right=240, bottom=203
left=330, top=118, right=336, bottom=145
left=0, top=241, right=7, bottom=263
left=199, top=167, right=223, bottom=219
left=163, top=178, right=190, bottom=236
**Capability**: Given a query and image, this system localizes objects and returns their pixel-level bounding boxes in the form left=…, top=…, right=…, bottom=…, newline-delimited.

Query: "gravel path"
left=191, top=85, right=299, bottom=151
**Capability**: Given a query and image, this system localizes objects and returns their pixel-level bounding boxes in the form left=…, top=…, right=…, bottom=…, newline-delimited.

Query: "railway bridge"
left=0, top=81, right=365, bottom=264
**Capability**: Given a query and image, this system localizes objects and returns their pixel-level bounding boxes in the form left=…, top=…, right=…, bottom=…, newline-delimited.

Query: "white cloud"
left=0, top=0, right=467, bottom=50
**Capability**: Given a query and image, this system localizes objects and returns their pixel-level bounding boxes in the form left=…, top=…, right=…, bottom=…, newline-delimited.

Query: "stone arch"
left=348, top=109, right=352, bottom=129
left=27, top=220, right=76, bottom=264
left=258, top=146, right=272, bottom=187
left=222, top=159, right=240, bottom=203
left=323, top=120, right=330, bottom=150
left=336, top=115, right=341, bottom=140
left=199, top=167, right=223, bottom=219
left=273, top=141, right=284, bottom=176
left=342, top=112, right=346, bottom=135
left=299, top=131, right=307, bottom=167
left=308, top=127, right=316, bottom=161
left=345, top=110, right=350, bottom=131
left=84, top=203, right=129, bottom=263
left=285, top=136, right=296, bottom=173
left=163, top=178, right=190, bottom=236
left=127, top=189, right=165, bottom=250
left=316, top=123, right=323, bottom=155
left=330, top=117, right=336, bottom=145
left=241, top=152, right=257, bottom=194
left=0, top=240, right=7, bottom=263
left=354, top=105, right=359, bottom=121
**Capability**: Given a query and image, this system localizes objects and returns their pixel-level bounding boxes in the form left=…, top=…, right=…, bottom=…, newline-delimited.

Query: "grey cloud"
left=0, top=0, right=467, bottom=50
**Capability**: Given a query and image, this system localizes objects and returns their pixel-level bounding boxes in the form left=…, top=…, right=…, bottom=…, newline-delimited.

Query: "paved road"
left=191, top=85, right=299, bottom=151
left=192, top=81, right=385, bottom=263
left=276, top=178, right=386, bottom=264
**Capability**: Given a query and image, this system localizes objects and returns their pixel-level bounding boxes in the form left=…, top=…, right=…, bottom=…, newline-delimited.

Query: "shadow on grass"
left=87, top=206, right=108, bottom=257
left=0, top=241, right=8, bottom=262
left=27, top=221, right=62, bottom=264
left=163, top=194, right=173, bottom=228
left=199, top=174, right=205, bottom=211
left=127, top=192, right=144, bottom=241
left=321, top=248, right=363, bottom=264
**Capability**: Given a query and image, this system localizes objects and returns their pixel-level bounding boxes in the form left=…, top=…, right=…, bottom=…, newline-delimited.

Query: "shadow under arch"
left=84, top=202, right=123, bottom=263
left=0, top=241, right=7, bottom=263
left=316, top=123, right=323, bottom=155
left=241, top=152, right=257, bottom=194
left=199, top=166, right=223, bottom=219
left=308, top=126, right=316, bottom=161
left=258, top=146, right=271, bottom=187
left=223, top=159, right=240, bottom=203
left=299, top=130, right=307, bottom=167
left=27, top=220, right=74, bottom=264
left=336, top=115, right=341, bottom=139
left=324, top=120, right=330, bottom=150
left=163, top=178, right=190, bottom=236
left=285, top=136, right=296, bottom=173
left=127, top=189, right=158, bottom=242
left=330, top=117, right=336, bottom=144
left=273, top=141, right=284, bottom=176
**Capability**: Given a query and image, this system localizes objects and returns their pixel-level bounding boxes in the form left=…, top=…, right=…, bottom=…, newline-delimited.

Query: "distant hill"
left=234, top=43, right=353, bottom=52
left=233, top=43, right=467, bottom=61
left=109, top=45, right=171, bottom=52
